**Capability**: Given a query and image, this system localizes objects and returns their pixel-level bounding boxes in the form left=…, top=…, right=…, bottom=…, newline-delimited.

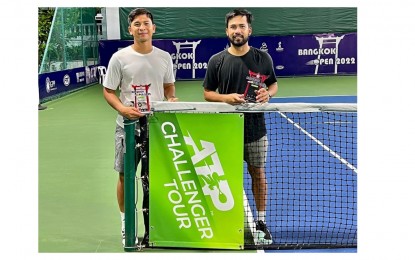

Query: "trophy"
left=131, top=84, right=151, bottom=113
left=243, top=70, right=269, bottom=103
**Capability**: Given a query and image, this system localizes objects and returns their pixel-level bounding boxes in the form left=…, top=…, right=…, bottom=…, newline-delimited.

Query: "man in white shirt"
left=103, top=7, right=178, bottom=248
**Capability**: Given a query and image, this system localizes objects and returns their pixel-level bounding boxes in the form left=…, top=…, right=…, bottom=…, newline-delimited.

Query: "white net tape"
left=151, top=101, right=357, bottom=113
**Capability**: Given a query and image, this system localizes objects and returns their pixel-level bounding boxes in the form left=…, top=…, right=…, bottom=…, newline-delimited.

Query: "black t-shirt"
left=203, top=47, right=277, bottom=143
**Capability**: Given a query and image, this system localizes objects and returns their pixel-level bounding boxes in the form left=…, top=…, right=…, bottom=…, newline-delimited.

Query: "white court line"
left=243, top=190, right=264, bottom=253
left=278, top=111, right=358, bottom=173
left=273, top=94, right=355, bottom=98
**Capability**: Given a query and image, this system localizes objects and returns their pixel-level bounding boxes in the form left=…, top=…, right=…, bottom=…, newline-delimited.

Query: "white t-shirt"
left=103, top=45, right=175, bottom=127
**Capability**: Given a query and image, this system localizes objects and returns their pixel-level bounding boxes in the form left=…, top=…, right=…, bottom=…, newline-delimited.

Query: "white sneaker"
left=255, top=220, right=273, bottom=245
left=122, top=229, right=140, bottom=247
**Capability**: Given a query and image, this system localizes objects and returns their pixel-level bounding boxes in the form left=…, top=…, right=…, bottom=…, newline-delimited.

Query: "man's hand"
left=120, top=106, right=144, bottom=120
left=225, top=93, right=246, bottom=105
left=255, top=88, right=271, bottom=103
left=167, top=96, right=178, bottom=102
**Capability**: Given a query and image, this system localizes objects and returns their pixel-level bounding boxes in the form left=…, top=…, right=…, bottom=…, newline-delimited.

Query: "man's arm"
left=204, top=88, right=245, bottom=105
left=103, top=87, right=143, bottom=120
left=267, top=82, right=278, bottom=97
left=163, top=83, right=178, bottom=102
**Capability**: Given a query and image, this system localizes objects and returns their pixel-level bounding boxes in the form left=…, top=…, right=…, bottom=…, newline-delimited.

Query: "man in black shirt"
left=203, top=8, right=278, bottom=245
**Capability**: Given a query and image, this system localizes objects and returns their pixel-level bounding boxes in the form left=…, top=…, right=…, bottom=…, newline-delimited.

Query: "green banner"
left=149, top=113, right=244, bottom=249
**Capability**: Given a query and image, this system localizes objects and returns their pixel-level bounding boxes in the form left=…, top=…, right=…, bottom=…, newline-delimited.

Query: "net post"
left=123, top=118, right=136, bottom=251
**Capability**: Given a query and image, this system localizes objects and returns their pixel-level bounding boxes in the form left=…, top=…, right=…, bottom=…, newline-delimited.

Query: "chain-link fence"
left=39, top=7, right=100, bottom=74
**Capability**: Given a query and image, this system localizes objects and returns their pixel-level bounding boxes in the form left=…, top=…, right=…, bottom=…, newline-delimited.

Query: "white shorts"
left=114, top=124, right=140, bottom=173
left=244, top=135, right=268, bottom=168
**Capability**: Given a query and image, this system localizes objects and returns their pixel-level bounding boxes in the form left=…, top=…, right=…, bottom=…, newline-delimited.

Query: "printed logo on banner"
left=45, top=77, right=57, bottom=93
left=99, top=33, right=356, bottom=79
left=150, top=113, right=244, bottom=249
left=161, top=121, right=235, bottom=239
left=85, top=66, right=91, bottom=84
left=63, top=74, right=70, bottom=87
left=276, top=41, right=284, bottom=52
left=76, top=71, right=85, bottom=83
left=259, top=42, right=268, bottom=52
left=171, top=40, right=207, bottom=79
left=299, top=34, right=356, bottom=74
left=274, top=41, right=285, bottom=70
left=183, top=133, right=234, bottom=211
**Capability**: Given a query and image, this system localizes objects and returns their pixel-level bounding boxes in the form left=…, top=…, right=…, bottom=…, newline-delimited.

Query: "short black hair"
left=225, top=9, right=253, bottom=27
left=128, top=8, right=154, bottom=25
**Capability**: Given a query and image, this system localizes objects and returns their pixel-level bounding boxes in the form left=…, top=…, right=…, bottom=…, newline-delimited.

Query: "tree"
left=38, top=7, right=101, bottom=72
left=38, top=8, right=55, bottom=70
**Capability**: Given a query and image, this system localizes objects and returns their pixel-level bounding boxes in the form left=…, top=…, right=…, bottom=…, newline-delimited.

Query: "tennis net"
left=126, top=101, right=357, bottom=250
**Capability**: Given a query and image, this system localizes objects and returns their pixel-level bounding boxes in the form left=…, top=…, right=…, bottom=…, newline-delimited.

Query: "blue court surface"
left=272, top=95, right=357, bottom=104
left=246, top=95, right=357, bottom=253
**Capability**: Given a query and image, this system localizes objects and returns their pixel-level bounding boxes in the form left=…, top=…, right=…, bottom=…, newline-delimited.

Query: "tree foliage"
left=38, top=8, right=55, bottom=68
left=38, top=7, right=101, bottom=72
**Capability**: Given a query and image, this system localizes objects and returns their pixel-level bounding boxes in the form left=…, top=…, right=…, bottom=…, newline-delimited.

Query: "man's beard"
left=228, top=34, right=249, bottom=47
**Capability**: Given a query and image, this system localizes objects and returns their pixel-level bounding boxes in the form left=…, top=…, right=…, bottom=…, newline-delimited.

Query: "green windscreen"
left=119, top=7, right=357, bottom=40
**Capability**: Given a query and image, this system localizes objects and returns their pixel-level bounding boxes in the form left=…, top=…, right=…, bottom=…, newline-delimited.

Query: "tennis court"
left=251, top=101, right=356, bottom=249
left=38, top=75, right=356, bottom=253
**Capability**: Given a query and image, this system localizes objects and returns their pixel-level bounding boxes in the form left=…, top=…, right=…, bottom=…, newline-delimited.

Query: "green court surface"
left=171, top=75, right=357, bottom=101
left=38, top=75, right=356, bottom=253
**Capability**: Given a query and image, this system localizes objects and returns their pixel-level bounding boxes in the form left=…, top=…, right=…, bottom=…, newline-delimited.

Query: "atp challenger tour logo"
left=161, top=121, right=234, bottom=239
left=183, top=132, right=234, bottom=211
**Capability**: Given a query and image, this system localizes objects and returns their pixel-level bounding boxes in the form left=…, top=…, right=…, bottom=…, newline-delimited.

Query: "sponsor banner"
left=98, top=32, right=356, bottom=79
left=149, top=113, right=244, bottom=249
left=38, top=65, right=99, bottom=101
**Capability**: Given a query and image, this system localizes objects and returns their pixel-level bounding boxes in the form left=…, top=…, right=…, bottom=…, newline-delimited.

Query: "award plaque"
left=131, top=84, right=151, bottom=113
left=243, top=70, right=269, bottom=103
